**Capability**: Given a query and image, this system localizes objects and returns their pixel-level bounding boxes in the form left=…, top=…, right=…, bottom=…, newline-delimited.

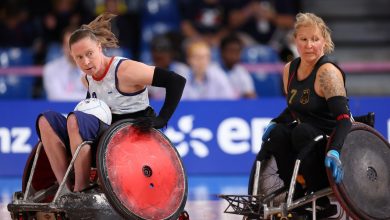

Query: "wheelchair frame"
left=221, top=120, right=390, bottom=220
left=7, top=141, right=121, bottom=219
left=220, top=135, right=347, bottom=220
left=8, top=119, right=189, bottom=220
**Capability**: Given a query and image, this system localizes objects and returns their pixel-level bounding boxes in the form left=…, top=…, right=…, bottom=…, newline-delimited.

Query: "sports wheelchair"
left=7, top=119, right=189, bottom=220
left=220, top=118, right=390, bottom=220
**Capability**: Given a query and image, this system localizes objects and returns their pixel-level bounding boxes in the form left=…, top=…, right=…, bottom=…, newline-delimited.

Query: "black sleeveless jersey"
left=286, top=55, right=346, bottom=134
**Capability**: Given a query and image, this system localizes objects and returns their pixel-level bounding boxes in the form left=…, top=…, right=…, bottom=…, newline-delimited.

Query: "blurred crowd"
left=0, top=0, right=301, bottom=100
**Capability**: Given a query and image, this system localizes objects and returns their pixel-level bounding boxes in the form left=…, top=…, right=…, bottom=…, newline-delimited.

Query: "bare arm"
left=318, top=64, right=352, bottom=156
left=116, top=60, right=155, bottom=92
left=282, top=62, right=291, bottom=95
left=269, top=62, right=294, bottom=124
left=317, top=63, right=346, bottom=99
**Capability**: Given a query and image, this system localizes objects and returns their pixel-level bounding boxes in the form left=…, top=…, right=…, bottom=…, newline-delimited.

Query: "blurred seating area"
left=0, top=47, right=38, bottom=99
left=0, top=0, right=390, bottom=99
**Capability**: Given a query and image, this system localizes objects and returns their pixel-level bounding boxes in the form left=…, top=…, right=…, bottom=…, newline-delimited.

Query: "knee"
left=38, top=116, right=51, bottom=133
left=292, top=123, right=314, bottom=139
left=264, top=124, right=291, bottom=153
left=67, top=114, right=79, bottom=132
left=269, top=124, right=290, bottom=140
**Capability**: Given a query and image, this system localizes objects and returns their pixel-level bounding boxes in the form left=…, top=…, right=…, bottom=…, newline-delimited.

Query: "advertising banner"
left=0, top=98, right=389, bottom=176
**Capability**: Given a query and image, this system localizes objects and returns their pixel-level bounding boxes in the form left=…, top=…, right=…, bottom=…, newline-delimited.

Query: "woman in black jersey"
left=257, top=12, right=351, bottom=216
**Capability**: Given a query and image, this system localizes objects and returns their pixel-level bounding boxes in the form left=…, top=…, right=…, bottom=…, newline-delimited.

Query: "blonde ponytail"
left=70, top=13, right=119, bottom=49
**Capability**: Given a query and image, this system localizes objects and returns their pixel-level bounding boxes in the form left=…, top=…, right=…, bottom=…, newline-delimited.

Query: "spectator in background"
left=148, top=34, right=190, bottom=100
left=92, top=0, right=142, bottom=60
left=43, top=26, right=87, bottom=101
left=0, top=0, right=40, bottom=48
left=182, top=38, right=237, bottom=100
left=41, top=0, right=92, bottom=44
left=219, top=33, right=257, bottom=98
left=0, top=0, right=44, bottom=98
left=226, top=0, right=300, bottom=62
left=179, top=0, right=229, bottom=47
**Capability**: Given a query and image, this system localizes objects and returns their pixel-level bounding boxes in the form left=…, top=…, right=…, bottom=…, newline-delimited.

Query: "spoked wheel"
left=97, top=119, right=188, bottom=220
left=22, top=143, right=57, bottom=202
left=249, top=156, right=286, bottom=206
left=327, top=122, right=390, bottom=220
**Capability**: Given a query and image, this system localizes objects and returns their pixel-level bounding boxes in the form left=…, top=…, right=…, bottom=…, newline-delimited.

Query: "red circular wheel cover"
left=102, top=123, right=186, bottom=219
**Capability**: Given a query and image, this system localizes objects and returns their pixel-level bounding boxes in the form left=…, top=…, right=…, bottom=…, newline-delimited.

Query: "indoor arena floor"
left=0, top=175, right=349, bottom=220
left=0, top=175, right=247, bottom=220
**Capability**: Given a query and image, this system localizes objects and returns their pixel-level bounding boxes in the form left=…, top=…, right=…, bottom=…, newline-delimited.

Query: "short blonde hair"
left=293, top=12, right=334, bottom=54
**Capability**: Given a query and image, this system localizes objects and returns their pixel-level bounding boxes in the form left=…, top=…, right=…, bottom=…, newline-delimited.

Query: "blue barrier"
left=0, top=98, right=389, bottom=176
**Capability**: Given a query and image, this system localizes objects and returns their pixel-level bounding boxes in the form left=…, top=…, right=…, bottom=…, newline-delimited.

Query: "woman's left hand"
left=133, top=116, right=167, bottom=131
left=325, top=149, right=343, bottom=183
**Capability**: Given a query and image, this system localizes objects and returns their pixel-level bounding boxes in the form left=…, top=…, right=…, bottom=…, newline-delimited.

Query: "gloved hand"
left=262, top=121, right=276, bottom=142
left=325, top=149, right=343, bottom=183
left=132, top=116, right=167, bottom=131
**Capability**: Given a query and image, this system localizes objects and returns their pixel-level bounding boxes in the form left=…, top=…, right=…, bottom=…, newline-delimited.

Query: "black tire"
left=327, top=122, right=390, bottom=220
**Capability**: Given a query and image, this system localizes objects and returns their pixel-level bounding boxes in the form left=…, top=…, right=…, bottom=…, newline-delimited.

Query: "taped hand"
left=262, top=122, right=276, bottom=142
left=325, top=149, right=343, bottom=183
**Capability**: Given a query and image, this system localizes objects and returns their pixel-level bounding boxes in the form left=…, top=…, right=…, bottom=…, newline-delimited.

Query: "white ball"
left=74, top=98, right=112, bottom=125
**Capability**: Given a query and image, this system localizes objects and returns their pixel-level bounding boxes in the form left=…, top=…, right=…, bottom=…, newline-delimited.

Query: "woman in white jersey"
left=35, top=13, right=186, bottom=192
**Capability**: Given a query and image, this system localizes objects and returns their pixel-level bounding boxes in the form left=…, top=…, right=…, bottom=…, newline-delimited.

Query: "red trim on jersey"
left=336, top=114, right=350, bottom=120
left=287, top=71, right=296, bottom=91
left=93, top=56, right=115, bottom=81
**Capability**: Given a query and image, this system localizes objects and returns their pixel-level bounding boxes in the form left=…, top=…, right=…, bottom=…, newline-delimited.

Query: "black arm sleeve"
left=327, top=96, right=352, bottom=151
left=151, top=67, right=186, bottom=123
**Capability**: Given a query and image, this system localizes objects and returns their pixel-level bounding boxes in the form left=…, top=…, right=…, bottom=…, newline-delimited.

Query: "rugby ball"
left=74, top=98, right=112, bottom=125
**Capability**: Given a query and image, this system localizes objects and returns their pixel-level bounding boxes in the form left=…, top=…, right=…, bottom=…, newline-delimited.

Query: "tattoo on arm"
left=318, top=67, right=346, bottom=99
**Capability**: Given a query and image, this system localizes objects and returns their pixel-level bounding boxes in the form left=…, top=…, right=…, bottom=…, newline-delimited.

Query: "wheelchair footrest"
left=219, top=194, right=263, bottom=217
left=8, top=202, right=62, bottom=213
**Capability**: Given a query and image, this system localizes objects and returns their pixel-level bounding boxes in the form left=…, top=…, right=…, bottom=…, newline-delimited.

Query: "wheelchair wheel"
left=22, top=143, right=57, bottom=201
left=327, top=122, right=390, bottom=220
left=97, top=119, right=188, bottom=220
left=249, top=155, right=286, bottom=205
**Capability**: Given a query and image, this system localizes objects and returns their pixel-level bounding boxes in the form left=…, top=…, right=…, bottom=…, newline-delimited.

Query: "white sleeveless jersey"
left=86, top=56, right=150, bottom=114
